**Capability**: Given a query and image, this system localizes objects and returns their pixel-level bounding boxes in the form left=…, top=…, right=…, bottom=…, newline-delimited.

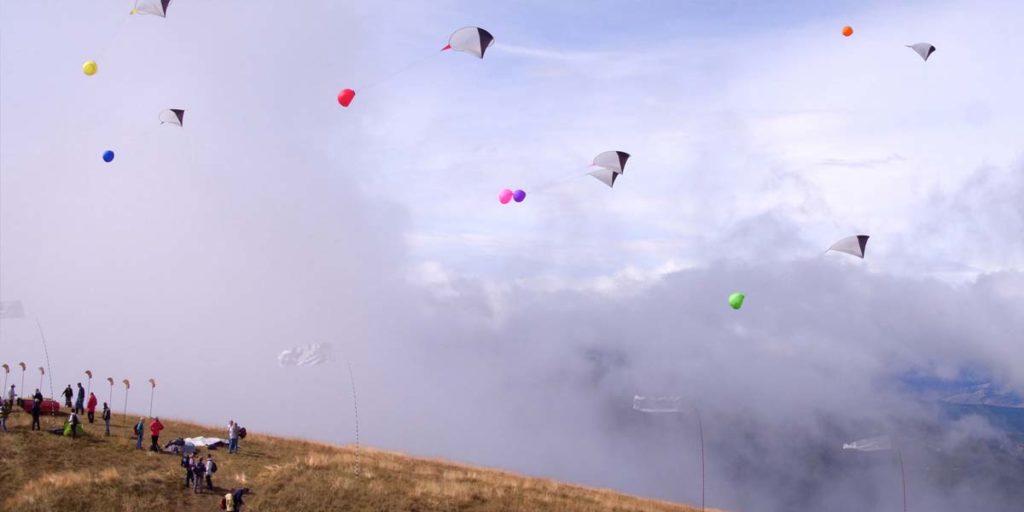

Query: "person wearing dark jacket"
left=182, top=454, right=195, bottom=488
left=192, top=456, right=206, bottom=494
left=62, top=385, right=74, bottom=408
left=0, top=400, right=11, bottom=432
left=102, top=403, right=111, bottom=436
left=30, top=389, right=43, bottom=431
left=74, top=383, right=85, bottom=414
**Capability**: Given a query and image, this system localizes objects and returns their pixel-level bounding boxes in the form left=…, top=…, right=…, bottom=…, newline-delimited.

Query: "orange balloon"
left=842, top=26, right=854, bottom=37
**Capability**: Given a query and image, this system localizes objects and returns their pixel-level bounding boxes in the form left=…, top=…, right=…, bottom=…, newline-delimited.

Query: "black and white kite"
left=444, top=27, right=495, bottom=59
left=906, top=43, right=936, bottom=61
left=159, top=109, right=185, bottom=127
left=827, top=235, right=870, bottom=259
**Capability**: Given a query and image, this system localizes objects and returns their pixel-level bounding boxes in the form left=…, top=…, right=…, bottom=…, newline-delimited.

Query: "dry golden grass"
left=0, top=410, right=716, bottom=511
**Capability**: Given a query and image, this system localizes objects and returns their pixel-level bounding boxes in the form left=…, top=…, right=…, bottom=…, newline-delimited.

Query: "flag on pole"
left=0, top=301, right=24, bottom=319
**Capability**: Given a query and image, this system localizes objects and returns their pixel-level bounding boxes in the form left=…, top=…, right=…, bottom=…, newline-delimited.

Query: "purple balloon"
left=512, top=189, right=526, bottom=203
left=499, top=189, right=513, bottom=204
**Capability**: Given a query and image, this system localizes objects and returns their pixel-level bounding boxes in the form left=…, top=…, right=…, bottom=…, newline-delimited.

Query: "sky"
left=2, top=1, right=1024, bottom=510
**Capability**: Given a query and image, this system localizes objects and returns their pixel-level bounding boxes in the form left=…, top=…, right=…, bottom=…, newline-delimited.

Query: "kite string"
left=357, top=51, right=443, bottom=93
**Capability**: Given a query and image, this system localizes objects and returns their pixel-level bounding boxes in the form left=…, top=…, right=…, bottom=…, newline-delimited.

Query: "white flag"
left=0, top=301, right=24, bottom=319
left=843, top=435, right=892, bottom=452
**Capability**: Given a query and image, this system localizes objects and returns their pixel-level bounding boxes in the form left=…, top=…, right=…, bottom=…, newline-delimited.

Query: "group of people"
left=5, top=385, right=46, bottom=431
left=3, top=383, right=117, bottom=438
left=61, top=383, right=102, bottom=423
left=3, top=383, right=251, bottom=509
left=182, top=452, right=218, bottom=493
left=133, top=416, right=164, bottom=451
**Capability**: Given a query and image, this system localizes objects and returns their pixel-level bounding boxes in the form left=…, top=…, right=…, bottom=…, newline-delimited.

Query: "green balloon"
left=728, top=292, right=745, bottom=310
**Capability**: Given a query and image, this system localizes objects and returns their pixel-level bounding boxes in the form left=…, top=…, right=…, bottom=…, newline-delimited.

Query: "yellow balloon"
left=130, top=8, right=137, bottom=14
left=82, top=60, right=98, bottom=76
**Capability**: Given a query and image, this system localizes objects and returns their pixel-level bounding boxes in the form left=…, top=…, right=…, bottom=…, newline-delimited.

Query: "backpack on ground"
left=219, top=496, right=227, bottom=510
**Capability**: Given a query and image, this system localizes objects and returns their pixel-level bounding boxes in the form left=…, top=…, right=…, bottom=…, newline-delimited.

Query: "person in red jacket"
left=149, top=417, right=164, bottom=452
left=86, top=393, right=98, bottom=423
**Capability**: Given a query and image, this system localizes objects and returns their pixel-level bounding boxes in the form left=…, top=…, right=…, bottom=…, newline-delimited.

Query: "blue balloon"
left=102, top=150, right=115, bottom=163
left=512, top=189, right=526, bottom=203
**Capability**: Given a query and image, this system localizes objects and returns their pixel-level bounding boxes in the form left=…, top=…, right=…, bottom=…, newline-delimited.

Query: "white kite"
left=588, top=150, right=631, bottom=188
left=827, top=235, right=870, bottom=259
left=278, top=343, right=332, bottom=367
left=843, top=435, right=892, bottom=452
left=906, top=43, right=936, bottom=61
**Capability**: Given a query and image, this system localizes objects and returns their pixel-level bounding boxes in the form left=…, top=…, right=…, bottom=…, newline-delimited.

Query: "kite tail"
left=527, top=165, right=593, bottom=195
left=358, top=51, right=442, bottom=92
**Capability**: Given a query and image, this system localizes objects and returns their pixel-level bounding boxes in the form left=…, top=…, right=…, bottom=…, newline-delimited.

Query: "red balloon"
left=337, top=89, right=356, bottom=107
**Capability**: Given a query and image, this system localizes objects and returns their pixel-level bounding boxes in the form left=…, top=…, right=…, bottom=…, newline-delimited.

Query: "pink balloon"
left=337, top=88, right=356, bottom=107
left=499, top=189, right=513, bottom=204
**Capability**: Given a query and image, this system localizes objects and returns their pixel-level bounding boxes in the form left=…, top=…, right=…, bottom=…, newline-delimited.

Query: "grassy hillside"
left=0, top=410, right=712, bottom=512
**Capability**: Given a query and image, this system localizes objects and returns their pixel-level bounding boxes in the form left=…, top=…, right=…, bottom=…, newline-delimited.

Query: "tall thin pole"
left=122, top=382, right=129, bottom=425
left=148, top=387, right=154, bottom=417
left=346, top=361, right=361, bottom=476
left=19, top=364, right=25, bottom=398
left=897, top=447, right=907, bottom=512
left=34, top=320, right=55, bottom=409
left=696, top=410, right=705, bottom=512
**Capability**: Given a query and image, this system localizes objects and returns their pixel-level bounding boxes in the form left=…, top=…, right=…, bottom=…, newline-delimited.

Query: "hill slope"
left=0, top=411, right=711, bottom=512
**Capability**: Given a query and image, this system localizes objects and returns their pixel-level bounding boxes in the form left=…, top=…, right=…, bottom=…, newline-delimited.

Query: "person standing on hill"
left=0, top=399, right=11, bottom=432
left=227, top=420, right=240, bottom=454
left=149, top=417, right=164, bottom=452
left=182, top=453, right=195, bottom=488
left=86, top=393, right=98, bottom=423
left=68, top=409, right=80, bottom=439
left=193, top=456, right=207, bottom=493
left=134, top=417, right=146, bottom=449
left=62, top=385, right=74, bottom=408
left=30, top=390, right=43, bottom=431
left=102, top=402, right=111, bottom=436
left=7, top=385, right=16, bottom=405
left=205, top=455, right=216, bottom=490
left=75, top=383, right=85, bottom=415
